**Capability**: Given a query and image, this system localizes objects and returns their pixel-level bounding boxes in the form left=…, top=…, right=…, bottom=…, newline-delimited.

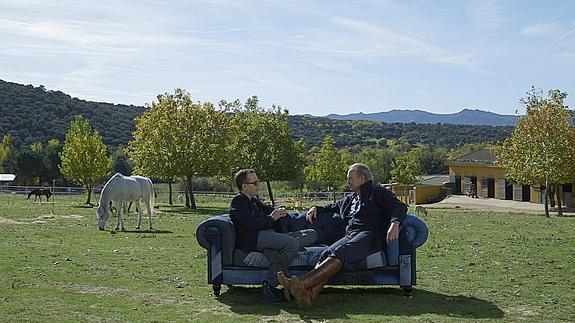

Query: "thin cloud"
left=0, top=18, right=188, bottom=47
left=307, top=16, right=479, bottom=67
left=559, top=27, right=575, bottom=40
left=466, top=0, right=507, bottom=31
left=179, top=28, right=246, bottom=34
left=521, top=23, right=562, bottom=36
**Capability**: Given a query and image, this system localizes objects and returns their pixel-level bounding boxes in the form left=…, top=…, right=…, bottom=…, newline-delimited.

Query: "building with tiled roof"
left=446, top=149, right=573, bottom=206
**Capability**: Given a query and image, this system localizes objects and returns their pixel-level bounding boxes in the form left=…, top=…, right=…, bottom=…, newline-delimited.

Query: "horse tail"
left=148, top=178, right=155, bottom=217
left=28, top=190, right=33, bottom=199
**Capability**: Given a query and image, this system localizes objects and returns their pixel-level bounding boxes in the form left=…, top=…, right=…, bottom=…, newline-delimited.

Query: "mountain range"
left=321, top=109, right=519, bottom=126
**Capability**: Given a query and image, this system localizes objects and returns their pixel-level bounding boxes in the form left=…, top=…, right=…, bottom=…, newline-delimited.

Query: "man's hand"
left=386, top=222, right=400, bottom=243
left=306, top=206, right=318, bottom=223
left=270, top=207, right=287, bottom=221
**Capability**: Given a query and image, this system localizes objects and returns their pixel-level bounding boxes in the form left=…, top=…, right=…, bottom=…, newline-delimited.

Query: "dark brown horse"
left=28, top=188, right=52, bottom=202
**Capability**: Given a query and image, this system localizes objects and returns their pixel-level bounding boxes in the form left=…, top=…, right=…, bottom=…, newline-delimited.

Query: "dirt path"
left=424, top=195, right=575, bottom=216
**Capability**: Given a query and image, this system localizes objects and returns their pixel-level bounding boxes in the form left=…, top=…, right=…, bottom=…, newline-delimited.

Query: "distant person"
left=229, top=169, right=317, bottom=302
left=470, top=182, right=478, bottom=198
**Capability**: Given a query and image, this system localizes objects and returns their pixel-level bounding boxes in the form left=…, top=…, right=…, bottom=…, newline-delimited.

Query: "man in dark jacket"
left=278, top=163, right=407, bottom=309
left=229, top=169, right=317, bottom=302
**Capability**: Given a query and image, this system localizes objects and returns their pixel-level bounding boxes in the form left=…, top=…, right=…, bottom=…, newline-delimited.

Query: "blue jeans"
left=318, top=230, right=382, bottom=267
left=256, top=229, right=317, bottom=286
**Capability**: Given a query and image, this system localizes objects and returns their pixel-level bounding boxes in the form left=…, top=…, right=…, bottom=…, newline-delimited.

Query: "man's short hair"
left=348, top=163, right=373, bottom=181
left=234, top=169, right=256, bottom=191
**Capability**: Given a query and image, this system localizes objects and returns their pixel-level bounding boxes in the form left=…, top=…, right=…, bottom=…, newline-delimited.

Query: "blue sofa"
left=196, top=211, right=429, bottom=297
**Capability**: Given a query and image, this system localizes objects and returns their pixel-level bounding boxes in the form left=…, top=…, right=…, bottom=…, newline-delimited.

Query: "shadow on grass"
left=158, top=205, right=227, bottom=216
left=217, top=286, right=504, bottom=320
left=71, top=204, right=96, bottom=209
left=108, top=229, right=173, bottom=234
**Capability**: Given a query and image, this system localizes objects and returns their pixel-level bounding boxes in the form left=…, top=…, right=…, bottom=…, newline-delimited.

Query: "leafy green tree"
left=391, top=148, right=423, bottom=185
left=43, top=139, right=63, bottom=184
left=111, top=145, right=133, bottom=176
left=131, top=89, right=234, bottom=209
left=354, top=147, right=399, bottom=184
left=14, top=148, right=44, bottom=185
left=312, top=136, right=347, bottom=201
left=60, top=115, right=112, bottom=204
left=228, top=96, right=305, bottom=205
left=0, top=134, right=13, bottom=173
left=129, top=95, right=181, bottom=205
left=419, top=145, right=448, bottom=175
left=493, top=88, right=575, bottom=217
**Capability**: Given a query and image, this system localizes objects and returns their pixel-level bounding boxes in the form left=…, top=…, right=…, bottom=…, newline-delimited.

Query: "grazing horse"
left=27, top=188, right=52, bottom=202
left=96, top=173, right=154, bottom=231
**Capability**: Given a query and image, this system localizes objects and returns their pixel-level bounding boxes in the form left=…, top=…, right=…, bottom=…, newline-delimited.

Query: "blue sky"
left=1, top=0, right=574, bottom=116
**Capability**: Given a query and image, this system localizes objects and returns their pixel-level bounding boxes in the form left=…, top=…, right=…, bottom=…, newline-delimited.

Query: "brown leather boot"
left=277, top=265, right=327, bottom=303
left=289, top=257, right=343, bottom=309
left=277, top=271, right=292, bottom=302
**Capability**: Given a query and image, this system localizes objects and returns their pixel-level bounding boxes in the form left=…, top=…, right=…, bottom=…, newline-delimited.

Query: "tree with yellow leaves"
left=493, top=88, right=575, bottom=217
left=60, top=116, right=112, bottom=204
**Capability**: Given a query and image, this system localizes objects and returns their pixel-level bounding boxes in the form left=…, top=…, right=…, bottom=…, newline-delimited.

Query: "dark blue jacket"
left=229, top=193, right=281, bottom=252
left=316, top=180, right=407, bottom=235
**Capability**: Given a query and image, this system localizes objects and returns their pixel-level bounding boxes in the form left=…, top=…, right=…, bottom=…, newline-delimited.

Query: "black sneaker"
left=262, top=281, right=285, bottom=302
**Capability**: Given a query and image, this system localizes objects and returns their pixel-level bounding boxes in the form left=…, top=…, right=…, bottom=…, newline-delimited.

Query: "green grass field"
left=1, top=193, right=574, bottom=322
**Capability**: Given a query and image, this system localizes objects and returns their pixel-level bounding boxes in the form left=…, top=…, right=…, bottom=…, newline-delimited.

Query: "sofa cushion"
left=235, top=246, right=388, bottom=270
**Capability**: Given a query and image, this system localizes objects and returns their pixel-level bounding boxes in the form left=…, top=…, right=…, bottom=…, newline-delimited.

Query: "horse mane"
left=98, top=174, right=123, bottom=212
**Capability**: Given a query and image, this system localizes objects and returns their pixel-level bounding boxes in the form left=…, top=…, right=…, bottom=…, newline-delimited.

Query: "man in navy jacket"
left=229, top=169, right=317, bottom=302
left=278, top=163, right=407, bottom=309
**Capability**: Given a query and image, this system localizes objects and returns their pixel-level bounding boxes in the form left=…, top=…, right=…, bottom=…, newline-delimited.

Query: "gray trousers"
left=256, top=229, right=318, bottom=286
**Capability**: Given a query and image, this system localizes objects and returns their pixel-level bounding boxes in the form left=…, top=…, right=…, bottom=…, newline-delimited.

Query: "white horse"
left=96, top=173, right=155, bottom=231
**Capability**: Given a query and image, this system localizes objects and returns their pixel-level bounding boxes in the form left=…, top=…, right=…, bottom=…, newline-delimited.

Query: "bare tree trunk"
left=549, top=184, right=556, bottom=207
left=544, top=178, right=549, bottom=218
left=266, top=180, right=275, bottom=206
left=168, top=179, right=173, bottom=205
left=556, top=184, right=563, bottom=216
left=186, top=176, right=197, bottom=209
left=86, top=184, right=92, bottom=205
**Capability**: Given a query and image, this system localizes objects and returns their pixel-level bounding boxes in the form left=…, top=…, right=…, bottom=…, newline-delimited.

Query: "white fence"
left=0, top=185, right=346, bottom=202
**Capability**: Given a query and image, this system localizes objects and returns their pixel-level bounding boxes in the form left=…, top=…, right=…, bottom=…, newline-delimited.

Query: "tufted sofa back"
left=279, top=212, right=346, bottom=246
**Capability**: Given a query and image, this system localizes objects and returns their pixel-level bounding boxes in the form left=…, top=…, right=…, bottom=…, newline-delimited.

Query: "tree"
left=131, top=89, right=234, bottom=209
left=111, top=145, right=133, bottom=176
left=43, top=139, right=63, bottom=184
left=129, top=96, right=181, bottom=205
left=493, top=88, right=575, bottom=217
left=354, top=147, right=399, bottom=184
left=391, top=148, right=423, bottom=185
left=286, top=138, right=307, bottom=193
left=14, top=148, right=44, bottom=185
left=0, top=134, right=13, bottom=173
left=60, top=115, right=112, bottom=204
left=228, top=96, right=305, bottom=205
left=419, top=145, right=448, bottom=175
left=312, top=136, right=347, bottom=202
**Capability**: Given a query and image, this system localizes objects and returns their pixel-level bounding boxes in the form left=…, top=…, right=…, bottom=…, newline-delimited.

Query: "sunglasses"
left=245, top=180, right=260, bottom=186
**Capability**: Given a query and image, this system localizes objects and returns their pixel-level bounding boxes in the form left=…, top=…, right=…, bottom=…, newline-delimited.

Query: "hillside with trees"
left=289, top=116, right=513, bottom=149
left=1, top=79, right=513, bottom=152
left=0, top=79, right=144, bottom=151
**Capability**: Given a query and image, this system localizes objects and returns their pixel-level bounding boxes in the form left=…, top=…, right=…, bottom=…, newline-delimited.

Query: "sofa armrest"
left=386, top=213, right=429, bottom=265
left=401, top=214, right=429, bottom=248
left=196, top=214, right=236, bottom=265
